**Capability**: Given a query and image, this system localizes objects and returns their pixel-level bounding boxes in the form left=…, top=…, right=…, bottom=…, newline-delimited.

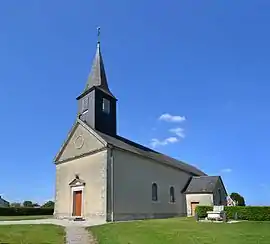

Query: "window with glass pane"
left=170, top=186, right=175, bottom=203
left=152, top=183, right=158, bottom=201
left=82, top=97, right=89, bottom=111
left=102, top=98, right=110, bottom=114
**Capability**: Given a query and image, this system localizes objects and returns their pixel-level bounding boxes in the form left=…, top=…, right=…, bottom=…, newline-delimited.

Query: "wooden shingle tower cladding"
left=76, top=37, right=117, bottom=136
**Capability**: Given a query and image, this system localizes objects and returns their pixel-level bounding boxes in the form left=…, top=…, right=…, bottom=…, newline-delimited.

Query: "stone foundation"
left=54, top=212, right=107, bottom=222
left=54, top=212, right=186, bottom=223
left=112, top=212, right=186, bottom=222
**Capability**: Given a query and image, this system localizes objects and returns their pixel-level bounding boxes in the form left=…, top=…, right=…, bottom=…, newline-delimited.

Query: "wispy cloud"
left=150, top=137, right=179, bottom=148
left=151, top=113, right=186, bottom=148
left=169, top=127, right=185, bottom=138
left=221, top=168, right=232, bottom=173
left=159, top=113, right=186, bottom=123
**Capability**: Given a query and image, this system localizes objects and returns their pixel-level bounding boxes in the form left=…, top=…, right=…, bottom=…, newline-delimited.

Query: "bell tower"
left=76, top=28, right=117, bottom=136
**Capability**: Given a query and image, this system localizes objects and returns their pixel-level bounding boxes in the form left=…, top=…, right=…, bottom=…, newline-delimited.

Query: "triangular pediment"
left=69, top=175, right=85, bottom=186
left=54, top=119, right=107, bottom=163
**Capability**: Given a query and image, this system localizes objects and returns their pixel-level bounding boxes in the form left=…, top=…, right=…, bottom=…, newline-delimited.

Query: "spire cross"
left=97, top=27, right=101, bottom=44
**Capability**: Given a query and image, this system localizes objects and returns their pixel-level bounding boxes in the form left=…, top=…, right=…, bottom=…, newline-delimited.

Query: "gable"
left=69, top=175, right=85, bottom=187
left=213, top=177, right=228, bottom=196
left=55, top=121, right=106, bottom=163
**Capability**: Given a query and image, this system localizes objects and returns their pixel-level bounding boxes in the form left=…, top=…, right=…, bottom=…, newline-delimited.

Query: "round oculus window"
left=74, top=135, right=84, bottom=149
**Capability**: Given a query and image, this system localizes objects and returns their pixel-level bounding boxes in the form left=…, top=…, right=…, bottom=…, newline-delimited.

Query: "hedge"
left=0, top=207, right=54, bottom=216
left=195, top=206, right=213, bottom=219
left=196, top=205, right=270, bottom=221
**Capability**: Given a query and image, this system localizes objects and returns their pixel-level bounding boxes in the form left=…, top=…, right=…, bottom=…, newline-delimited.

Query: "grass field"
left=0, top=215, right=53, bottom=221
left=0, top=224, right=65, bottom=244
left=89, top=217, right=270, bottom=244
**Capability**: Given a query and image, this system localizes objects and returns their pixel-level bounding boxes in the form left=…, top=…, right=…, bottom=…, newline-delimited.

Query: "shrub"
left=0, top=207, right=54, bottom=216
left=196, top=205, right=270, bottom=221
left=195, top=206, right=213, bottom=218
left=225, top=206, right=270, bottom=221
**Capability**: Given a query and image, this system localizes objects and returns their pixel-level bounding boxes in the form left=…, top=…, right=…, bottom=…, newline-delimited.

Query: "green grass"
left=0, top=215, right=53, bottom=221
left=0, top=224, right=65, bottom=244
left=89, top=217, right=270, bottom=244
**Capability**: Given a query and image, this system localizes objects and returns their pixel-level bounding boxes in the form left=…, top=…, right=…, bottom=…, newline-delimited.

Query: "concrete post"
left=195, top=213, right=199, bottom=222
left=223, top=212, right=227, bottom=223
left=234, top=212, right=238, bottom=220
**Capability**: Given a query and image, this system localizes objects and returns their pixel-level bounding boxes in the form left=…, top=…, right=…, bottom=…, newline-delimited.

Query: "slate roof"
left=94, top=126, right=206, bottom=176
left=184, top=176, right=220, bottom=194
left=54, top=118, right=206, bottom=176
left=84, top=42, right=115, bottom=98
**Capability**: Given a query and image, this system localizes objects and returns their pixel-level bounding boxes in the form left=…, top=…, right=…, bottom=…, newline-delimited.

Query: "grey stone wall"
left=111, top=148, right=192, bottom=221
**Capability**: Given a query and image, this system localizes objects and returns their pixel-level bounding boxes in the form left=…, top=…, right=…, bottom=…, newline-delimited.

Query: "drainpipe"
left=109, top=146, right=114, bottom=222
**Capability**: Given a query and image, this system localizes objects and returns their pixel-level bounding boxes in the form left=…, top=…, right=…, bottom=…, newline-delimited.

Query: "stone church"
left=53, top=37, right=228, bottom=222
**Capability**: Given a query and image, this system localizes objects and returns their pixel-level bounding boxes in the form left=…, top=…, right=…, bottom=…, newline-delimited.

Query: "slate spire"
left=76, top=27, right=117, bottom=136
left=84, top=27, right=114, bottom=98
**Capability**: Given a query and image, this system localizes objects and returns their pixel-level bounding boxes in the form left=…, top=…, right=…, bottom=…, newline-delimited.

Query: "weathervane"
left=97, top=26, right=101, bottom=43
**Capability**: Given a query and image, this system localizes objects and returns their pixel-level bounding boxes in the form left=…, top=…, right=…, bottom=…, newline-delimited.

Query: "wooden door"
left=191, top=202, right=199, bottom=216
left=73, top=191, right=82, bottom=216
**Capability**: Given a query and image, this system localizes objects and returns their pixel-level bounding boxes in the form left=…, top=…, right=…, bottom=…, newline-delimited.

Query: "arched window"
left=170, top=186, right=175, bottom=203
left=152, top=183, right=158, bottom=201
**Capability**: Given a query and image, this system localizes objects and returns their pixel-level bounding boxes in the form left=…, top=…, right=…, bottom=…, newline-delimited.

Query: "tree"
left=10, top=202, right=21, bottom=208
left=23, top=201, right=33, bottom=207
left=230, top=192, right=246, bottom=206
left=32, top=203, right=40, bottom=208
left=41, top=201, right=55, bottom=208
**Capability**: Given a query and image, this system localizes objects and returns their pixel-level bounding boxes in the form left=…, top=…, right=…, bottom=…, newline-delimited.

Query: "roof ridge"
left=193, top=175, right=219, bottom=178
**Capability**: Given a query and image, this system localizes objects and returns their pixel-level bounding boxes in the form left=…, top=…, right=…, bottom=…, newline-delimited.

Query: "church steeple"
left=76, top=28, right=117, bottom=136
left=78, top=27, right=115, bottom=99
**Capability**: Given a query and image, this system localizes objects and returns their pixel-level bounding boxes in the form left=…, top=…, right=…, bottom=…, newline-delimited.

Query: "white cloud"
left=159, top=113, right=186, bottom=123
left=169, top=127, right=185, bottom=138
left=166, top=137, right=179, bottom=143
left=150, top=137, right=179, bottom=148
left=221, top=168, right=232, bottom=173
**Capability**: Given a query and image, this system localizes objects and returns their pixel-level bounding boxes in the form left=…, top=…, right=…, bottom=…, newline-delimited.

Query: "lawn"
left=0, top=215, right=53, bottom=221
left=0, top=224, right=65, bottom=244
left=89, top=217, right=270, bottom=244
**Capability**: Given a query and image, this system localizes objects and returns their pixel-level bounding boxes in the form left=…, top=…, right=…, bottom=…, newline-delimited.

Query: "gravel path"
left=66, top=226, right=96, bottom=244
left=0, top=218, right=103, bottom=244
left=0, top=218, right=104, bottom=227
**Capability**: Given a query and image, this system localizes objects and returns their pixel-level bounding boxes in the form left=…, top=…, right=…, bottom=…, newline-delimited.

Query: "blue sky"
left=1, top=0, right=270, bottom=205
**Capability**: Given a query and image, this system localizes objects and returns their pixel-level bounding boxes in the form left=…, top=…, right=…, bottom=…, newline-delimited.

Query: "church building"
left=53, top=34, right=228, bottom=222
